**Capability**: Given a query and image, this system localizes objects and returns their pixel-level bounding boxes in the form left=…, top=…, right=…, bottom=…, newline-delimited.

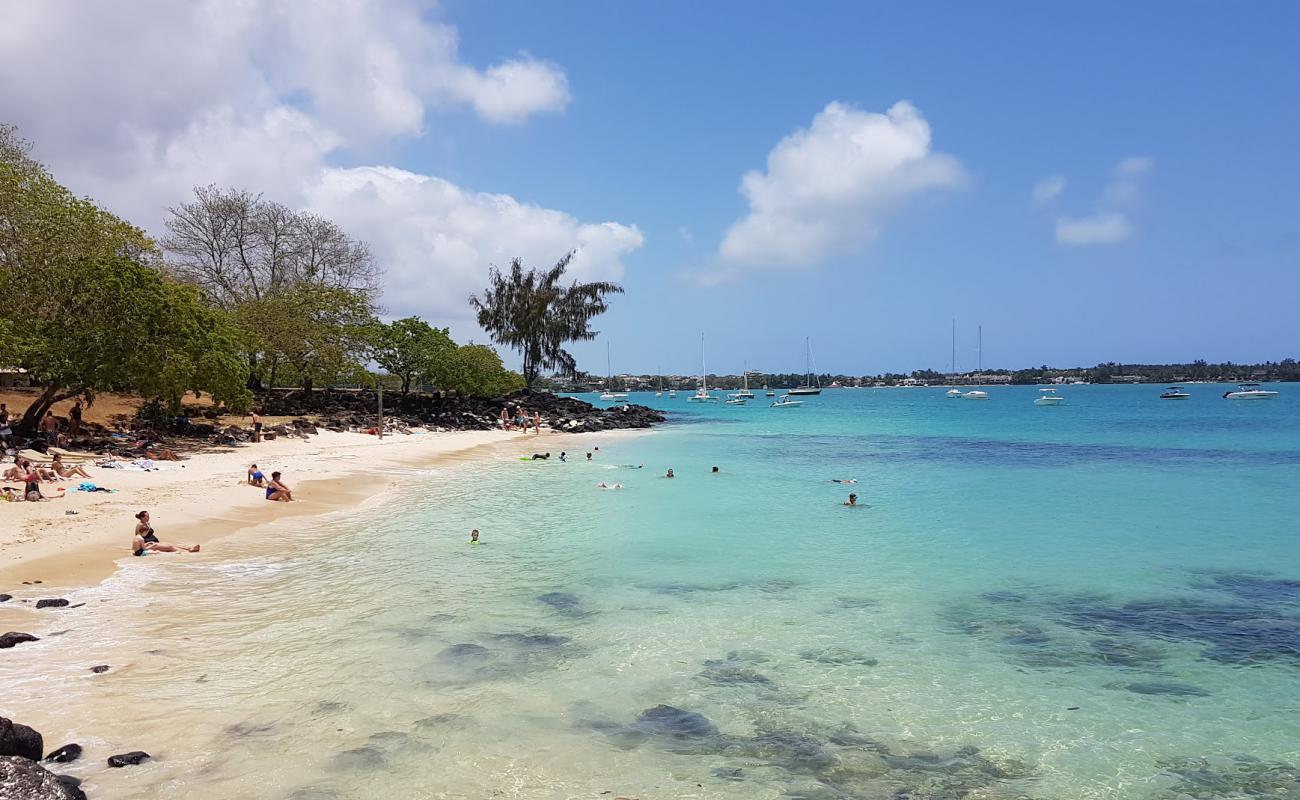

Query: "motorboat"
left=770, top=395, right=803, bottom=408
left=1223, top=383, right=1278, bottom=400
left=788, top=337, right=822, bottom=395
left=1159, top=386, right=1190, bottom=399
left=946, top=388, right=963, bottom=398
left=963, top=390, right=989, bottom=400
left=1033, top=388, right=1064, bottom=406
left=765, top=386, right=776, bottom=397
left=725, top=395, right=747, bottom=405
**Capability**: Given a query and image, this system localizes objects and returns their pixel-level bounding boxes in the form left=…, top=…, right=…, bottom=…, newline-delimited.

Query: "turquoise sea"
left=11, top=383, right=1300, bottom=798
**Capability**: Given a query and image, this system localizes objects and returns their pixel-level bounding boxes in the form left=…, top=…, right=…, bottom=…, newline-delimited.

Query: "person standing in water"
left=843, top=493, right=858, bottom=506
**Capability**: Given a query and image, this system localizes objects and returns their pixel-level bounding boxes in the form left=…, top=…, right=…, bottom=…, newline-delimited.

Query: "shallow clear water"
left=6, top=384, right=1300, bottom=799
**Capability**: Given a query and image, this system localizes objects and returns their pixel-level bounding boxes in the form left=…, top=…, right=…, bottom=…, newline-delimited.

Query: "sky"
left=2, top=1, right=1298, bottom=376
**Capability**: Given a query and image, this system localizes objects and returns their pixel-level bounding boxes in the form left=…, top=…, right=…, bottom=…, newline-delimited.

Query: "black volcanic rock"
left=35, top=599, right=69, bottom=609
left=0, top=757, right=84, bottom=800
left=0, top=717, right=43, bottom=760
left=44, top=744, right=82, bottom=764
left=0, top=632, right=38, bottom=649
left=107, top=750, right=150, bottom=767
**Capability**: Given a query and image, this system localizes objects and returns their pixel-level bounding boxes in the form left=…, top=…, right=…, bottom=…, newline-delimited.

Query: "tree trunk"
left=401, top=374, right=411, bottom=395
left=19, top=384, right=73, bottom=433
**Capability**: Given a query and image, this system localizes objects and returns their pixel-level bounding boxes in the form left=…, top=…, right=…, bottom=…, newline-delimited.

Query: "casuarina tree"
left=469, top=253, right=622, bottom=388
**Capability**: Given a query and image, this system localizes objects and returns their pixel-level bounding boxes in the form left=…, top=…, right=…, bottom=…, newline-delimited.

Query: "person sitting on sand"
left=51, top=453, right=91, bottom=480
left=266, top=471, right=293, bottom=502
left=844, top=493, right=858, bottom=507
left=132, top=512, right=199, bottom=556
left=24, top=464, right=62, bottom=501
left=247, top=464, right=265, bottom=486
left=469, top=529, right=480, bottom=544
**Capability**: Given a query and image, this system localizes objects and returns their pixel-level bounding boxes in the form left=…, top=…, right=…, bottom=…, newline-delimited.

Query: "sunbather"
left=51, top=453, right=91, bottom=479
left=266, top=471, right=293, bottom=502
left=131, top=513, right=199, bottom=556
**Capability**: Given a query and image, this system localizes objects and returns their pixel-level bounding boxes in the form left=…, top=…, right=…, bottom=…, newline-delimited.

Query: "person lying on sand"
left=132, top=510, right=199, bottom=555
left=23, top=466, right=63, bottom=501
left=247, top=464, right=266, bottom=486
left=266, top=471, right=293, bottom=502
left=52, top=453, right=91, bottom=479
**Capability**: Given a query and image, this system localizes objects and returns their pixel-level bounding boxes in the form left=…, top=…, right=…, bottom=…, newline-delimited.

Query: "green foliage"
left=368, top=316, right=456, bottom=394
left=437, top=344, right=525, bottom=397
left=235, top=284, right=375, bottom=391
left=469, top=252, right=623, bottom=388
left=0, top=125, right=251, bottom=424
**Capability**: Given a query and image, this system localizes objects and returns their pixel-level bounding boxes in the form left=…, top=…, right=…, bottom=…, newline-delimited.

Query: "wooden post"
left=377, top=380, right=384, bottom=440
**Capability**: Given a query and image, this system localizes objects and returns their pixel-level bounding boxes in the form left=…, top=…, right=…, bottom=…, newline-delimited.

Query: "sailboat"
left=730, top=362, right=755, bottom=402
left=946, top=318, right=962, bottom=396
left=600, top=342, right=628, bottom=400
left=656, top=369, right=663, bottom=397
left=788, top=338, right=822, bottom=395
left=688, top=333, right=719, bottom=402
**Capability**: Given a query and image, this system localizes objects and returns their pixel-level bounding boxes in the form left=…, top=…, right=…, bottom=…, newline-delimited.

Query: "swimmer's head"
left=711, top=466, right=719, bottom=473
left=470, top=529, right=479, bottom=541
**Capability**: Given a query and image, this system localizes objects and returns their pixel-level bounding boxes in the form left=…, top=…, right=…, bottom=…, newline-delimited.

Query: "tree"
left=429, top=344, right=524, bottom=397
left=0, top=126, right=251, bottom=425
left=469, top=253, right=623, bottom=388
left=235, top=285, right=375, bottom=392
left=369, top=316, right=457, bottom=395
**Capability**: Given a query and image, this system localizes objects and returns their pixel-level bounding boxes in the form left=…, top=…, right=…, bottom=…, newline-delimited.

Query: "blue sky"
left=438, top=2, right=1300, bottom=375
left=4, top=2, right=1297, bottom=376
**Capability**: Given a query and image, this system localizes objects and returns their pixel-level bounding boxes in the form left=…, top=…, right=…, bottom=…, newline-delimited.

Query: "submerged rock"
left=798, top=647, right=879, bottom=667
left=1158, top=754, right=1300, bottom=798
left=414, top=713, right=466, bottom=729
left=0, top=716, right=43, bottom=760
left=537, top=592, right=585, bottom=615
left=738, top=731, right=836, bottom=772
left=34, top=599, right=69, bottom=609
left=44, top=744, right=82, bottom=764
left=437, top=643, right=490, bottom=661
left=492, top=633, right=571, bottom=648
left=0, top=594, right=11, bottom=603
left=1118, top=681, right=1211, bottom=697
left=107, top=750, right=150, bottom=767
left=0, top=757, right=84, bottom=800
left=330, top=746, right=386, bottom=771
left=633, top=705, right=719, bottom=740
left=0, top=632, right=39, bottom=649
left=700, top=665, right=776, bottom=688
left=89, top=665, right=110, bottom=674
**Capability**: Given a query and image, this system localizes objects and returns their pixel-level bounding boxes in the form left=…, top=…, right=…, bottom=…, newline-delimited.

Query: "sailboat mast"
left=951, top=318, right=956, bottom=377
left=805, top=337, right=811, bottom=386
left=701, top=332, right=708, bottom=392
left=978, top=325, right=983, bottom=372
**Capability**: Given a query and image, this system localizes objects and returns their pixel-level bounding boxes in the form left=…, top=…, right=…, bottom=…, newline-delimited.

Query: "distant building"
left=0, top=366, right=29, bottom=389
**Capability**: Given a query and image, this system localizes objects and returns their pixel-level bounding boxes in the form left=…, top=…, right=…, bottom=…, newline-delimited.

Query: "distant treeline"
left=543, top=359, right=1300, bottom=390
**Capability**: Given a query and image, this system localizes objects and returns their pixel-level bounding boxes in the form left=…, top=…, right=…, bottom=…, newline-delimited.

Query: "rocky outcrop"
left=0, top=717, right=43, bottom=760
left=0, top=594, right=11, bottom=603
left=0, top=757, right=84, bottom=800
left=107, top=750, right=150, bottom=767
left=0, top=633, right=39, bottom=649
left=44, top=744, right=81, bottom=764
left=255, top=388, right=666, bottom=434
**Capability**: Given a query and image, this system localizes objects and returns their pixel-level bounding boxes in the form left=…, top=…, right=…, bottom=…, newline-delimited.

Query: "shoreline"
left=1, top=425, right=650, bottom=618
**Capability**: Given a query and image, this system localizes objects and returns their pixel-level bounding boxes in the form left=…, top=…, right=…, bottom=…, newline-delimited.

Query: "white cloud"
left=0, top=0, right=628, bottom=328
left=1032, top=174, right=1066, bottom=206
left=716, top=101, right=964, bottom=272
left=1054, top=212, right=1134, bottom=245
left=1052, top=156, right=1153, bottom=247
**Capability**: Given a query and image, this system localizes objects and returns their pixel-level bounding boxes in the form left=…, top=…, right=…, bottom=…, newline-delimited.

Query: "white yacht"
left=963, top=390, right=989, bottom=400
left=600, top=342, right=628, bottom=399
left=733, top=364, right=755, bottom=399
left=688, top=333, right=719, bottom=402
left=770, top=395, right=803, bottom=408
left=1034, top=388, right=1064, bottom=406
left=788, top=338, right=822, bottom=395
left=946, top=388, right=963, bottom=398
left=1223, top=383, right=1278, bottom=400
left=1159, top=386, right=1190, bottom=399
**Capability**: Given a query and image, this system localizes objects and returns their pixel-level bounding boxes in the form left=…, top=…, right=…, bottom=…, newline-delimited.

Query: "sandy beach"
left=0, top=428, right=528, bottom=599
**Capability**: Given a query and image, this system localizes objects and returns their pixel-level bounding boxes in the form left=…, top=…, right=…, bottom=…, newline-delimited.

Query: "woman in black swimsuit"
left=132, top=510, right=199, bottom=556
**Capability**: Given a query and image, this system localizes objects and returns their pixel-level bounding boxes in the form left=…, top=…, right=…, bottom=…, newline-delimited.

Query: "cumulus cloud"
left=1052, top=156, right=1153, bottom=246
left=1032, top=174, right=1066, bottom=206
left=0, top=0, right=625, bottom=326
left=716, top=101, right=964, bottom=272
left=1054, top=212, right=1133, bottom=245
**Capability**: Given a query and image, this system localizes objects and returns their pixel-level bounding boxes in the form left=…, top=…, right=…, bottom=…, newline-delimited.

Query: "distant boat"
left=1160, top=386, right=1190, bottom=399
left=765, top=384, right=776, bottom=397
left=1223, top=383, right=1277, bottom=400
left=733, top=363, right=755, bottom=399
left=656, top=369, right=663, bottom=397
left=770, top=395, right=803, bottom=408
left=946, top=388, right=963, bottom=398
left=963, top=390, right=989, bottom=400
left=688, top=333, right=719, bottom=402
left=788, top=337, right=822, bottom=395
left=1034, top=388, right=1064, bottom=406
left=600, top=342, right=628, bottom=400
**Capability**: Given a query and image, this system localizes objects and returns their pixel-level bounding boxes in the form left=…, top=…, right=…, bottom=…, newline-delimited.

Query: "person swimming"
left=844, top=493, right=858, bottom=506
left=559, top=452, right=567, bottom=462
left=665, top=468, right=675, bottom=478
left=469, top=529, right=480, bottom=544
left=586, top=451, right=592, bottom=461
left=711, top=466, right=720, bottom=474
left=831, top=478, right=858, bottom=484
left=597, top=481, right=623, bottom=490
left=531, top=453, right=550, bottom=460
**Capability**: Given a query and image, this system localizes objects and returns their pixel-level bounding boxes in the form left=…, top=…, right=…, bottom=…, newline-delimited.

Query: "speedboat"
left=946, top=388, right=963, bottom=398
left=770, top=395, right=803, bottom=408
left=599, top=391, right=616, bottom=400
left=688, top=389, right=718, bottom=403
left=1034, top=388, right=1064, bottom=406
left=725, top=395, right=747, bottom=405
left=963, top=390, right=989, bottom=400
left=1223, top=383, right=1278, bottom=400
left=765, top=386, right=776, bottom=397
left=1160, top=387, right=1190, bottom=399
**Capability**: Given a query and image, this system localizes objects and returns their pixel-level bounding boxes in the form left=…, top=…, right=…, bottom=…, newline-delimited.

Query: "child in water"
left=469, top=529, right=480, bottom=544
